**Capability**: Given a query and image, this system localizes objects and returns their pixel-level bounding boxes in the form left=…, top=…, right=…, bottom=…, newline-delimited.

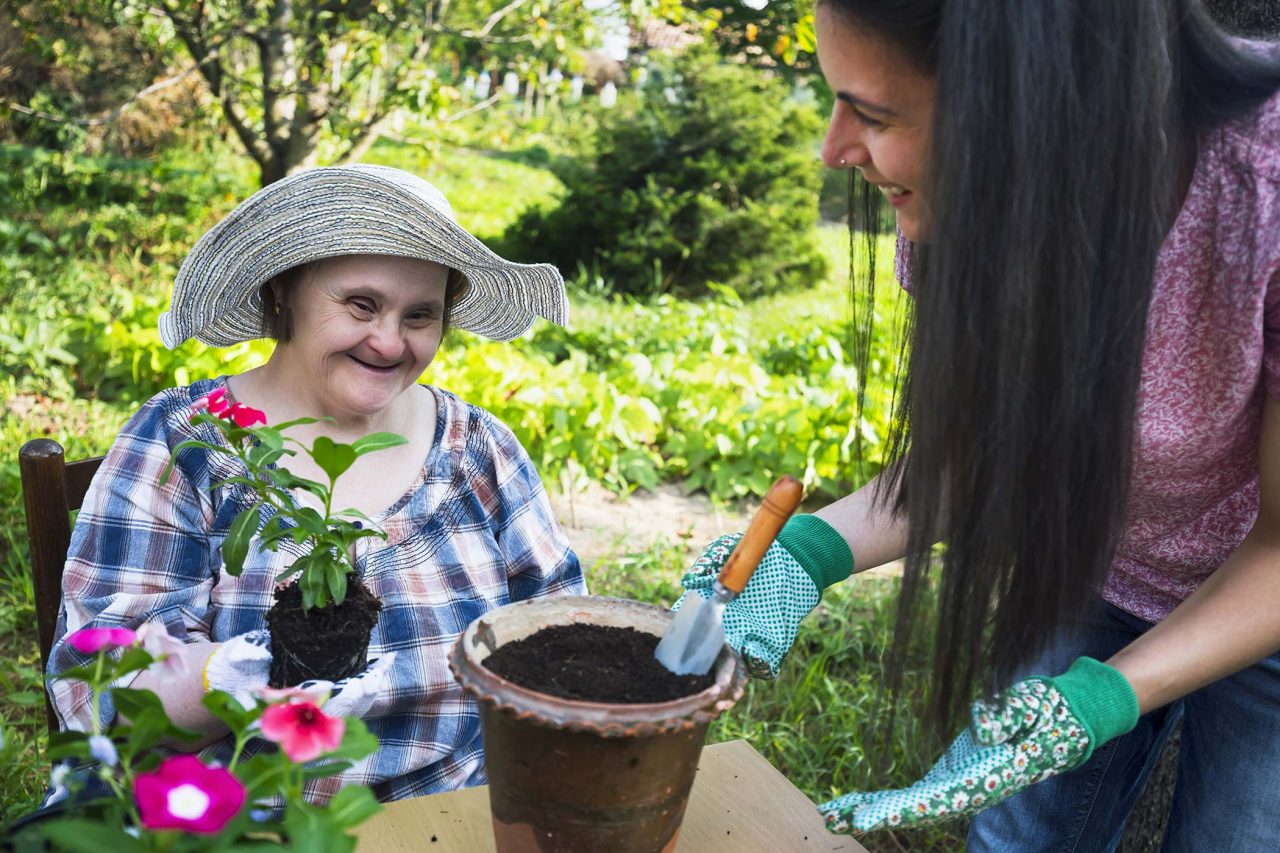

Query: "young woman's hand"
left=819, top=657, right=1138, bottom=833
left=676, top=515, right=852, bottom=678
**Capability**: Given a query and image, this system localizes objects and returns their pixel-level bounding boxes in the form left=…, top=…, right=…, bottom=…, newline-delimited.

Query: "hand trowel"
left=654, top=475, right=804, bottom=676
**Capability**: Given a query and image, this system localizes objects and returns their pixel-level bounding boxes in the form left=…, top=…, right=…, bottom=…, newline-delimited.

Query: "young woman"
left=677, top=1, right=1280, bottom=848
left=47, top=165, right=585, bottom=803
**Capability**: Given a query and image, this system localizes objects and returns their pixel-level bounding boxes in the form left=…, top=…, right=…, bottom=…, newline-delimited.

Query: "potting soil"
left=483, top=623, right=716, bottom=703
left=265, top=577, right=382, bottom=687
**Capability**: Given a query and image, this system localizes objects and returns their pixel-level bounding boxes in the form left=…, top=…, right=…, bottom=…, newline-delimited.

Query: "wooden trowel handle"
left=719, top=475, right=805, bottom=594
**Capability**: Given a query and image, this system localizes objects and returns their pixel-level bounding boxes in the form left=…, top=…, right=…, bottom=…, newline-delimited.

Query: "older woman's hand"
left=203, top=631, right=394, bottom=719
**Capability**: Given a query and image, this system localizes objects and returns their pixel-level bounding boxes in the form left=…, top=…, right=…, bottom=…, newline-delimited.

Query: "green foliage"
left=503, top=49, right=828, bottom=299
left=682, top=0, right=819, bottom=73
left=174, top=410, right=407, bottom=611
left=17, top=635, right=381, bottom=849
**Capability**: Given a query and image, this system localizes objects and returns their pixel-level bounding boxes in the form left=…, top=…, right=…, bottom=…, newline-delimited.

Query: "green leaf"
left=31, top=819, right=150, bottom=853
left=310, top=436, right=357, bottom=482
left=326, top=560, right=347, bottom=606
left=115, top=688, right=205, bottom=746
left=233, top=752, right=291, bottom=801
left=269, top=415, right=323, bottom=431
left=300, top=759, right=355, bottom=780
left=222, top=504, right=262, bottom=576
left=325, top=785, right=383, bottom=829
left=300, top=567, right=323, bottom=610
left=349, top=432, right=408, bottom=457
left=267, top=469, right=330, bottom=503
left=289, top=506, right=329, bottom=538
left=111, top=645, right=160, bottom=680
left=320, top=717, right=379, bottom=764
left=46, top=733, right=92, bottom=761
left=283, top=801, right=348, bottom=853
left=203, top=689, right=262, bottom=735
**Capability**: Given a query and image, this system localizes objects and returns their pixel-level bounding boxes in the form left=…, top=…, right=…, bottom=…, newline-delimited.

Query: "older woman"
left=47, top=165, right=585, bottom=801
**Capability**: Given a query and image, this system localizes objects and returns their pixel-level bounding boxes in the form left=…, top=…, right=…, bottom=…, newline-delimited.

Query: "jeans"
left=968, top=602, right=1280, bottom=852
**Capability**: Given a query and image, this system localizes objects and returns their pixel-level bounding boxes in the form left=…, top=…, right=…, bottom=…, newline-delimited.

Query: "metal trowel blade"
left=654, top=595, right=726, bottom=676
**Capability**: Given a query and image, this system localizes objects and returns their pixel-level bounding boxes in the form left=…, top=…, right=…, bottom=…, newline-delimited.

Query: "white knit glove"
left=203, top=630, right=394, bottom=718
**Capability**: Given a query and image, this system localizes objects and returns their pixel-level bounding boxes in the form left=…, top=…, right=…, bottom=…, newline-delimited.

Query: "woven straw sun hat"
left=159, top=164, right=568, bottom=349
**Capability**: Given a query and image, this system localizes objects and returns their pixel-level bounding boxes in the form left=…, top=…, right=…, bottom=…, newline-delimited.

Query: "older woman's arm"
left=1107, top=393, right=1280, bottom=713
left=48, top=391, right=228, bottom=742
left=474, top=411, right=586, bottom=602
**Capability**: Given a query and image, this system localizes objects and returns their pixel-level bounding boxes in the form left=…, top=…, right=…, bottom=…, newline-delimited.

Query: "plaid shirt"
left=48, top=376, right=585, bottom=802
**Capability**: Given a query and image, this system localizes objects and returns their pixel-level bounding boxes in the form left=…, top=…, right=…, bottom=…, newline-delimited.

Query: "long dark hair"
left=828, top=0, right=1280, bottom=728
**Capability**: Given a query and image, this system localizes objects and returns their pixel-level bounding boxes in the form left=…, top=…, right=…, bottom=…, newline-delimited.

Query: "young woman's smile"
left=815, top=4, right=936, bottom=240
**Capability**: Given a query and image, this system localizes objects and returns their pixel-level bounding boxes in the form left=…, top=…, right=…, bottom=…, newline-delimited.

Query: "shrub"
left=502, top=50, right=828, bottom=299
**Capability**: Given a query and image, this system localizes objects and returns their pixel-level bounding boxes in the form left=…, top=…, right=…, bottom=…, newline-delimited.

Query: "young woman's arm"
left=812, top=472, right=912, bottom=574
left=1108, top=394, right=1280, bottom=714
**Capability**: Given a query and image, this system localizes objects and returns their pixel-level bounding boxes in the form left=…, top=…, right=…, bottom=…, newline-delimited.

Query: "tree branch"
left=0, top=65, right=201, bottom=127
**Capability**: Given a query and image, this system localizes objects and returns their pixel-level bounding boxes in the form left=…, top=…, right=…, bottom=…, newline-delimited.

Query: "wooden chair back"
left=19, top=438, right=105, bottom=736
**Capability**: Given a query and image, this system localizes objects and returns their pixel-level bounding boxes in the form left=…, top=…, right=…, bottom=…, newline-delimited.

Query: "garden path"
left=547, top=482, right=902, bottom=578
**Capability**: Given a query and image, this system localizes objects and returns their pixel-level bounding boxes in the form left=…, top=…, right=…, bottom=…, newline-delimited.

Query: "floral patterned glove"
left=819, top=657, right=1139, bottom=833
left=675, top=515, right=852, bottom=679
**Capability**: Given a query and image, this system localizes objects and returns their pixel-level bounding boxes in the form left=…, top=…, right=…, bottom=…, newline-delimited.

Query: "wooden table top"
left=355, top=738, right=868, bottom=852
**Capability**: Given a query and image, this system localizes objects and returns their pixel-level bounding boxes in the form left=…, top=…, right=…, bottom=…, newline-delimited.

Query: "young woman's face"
left=816, top=4, right=936, bottom=242
left=279, top=255, right=449, bottom=418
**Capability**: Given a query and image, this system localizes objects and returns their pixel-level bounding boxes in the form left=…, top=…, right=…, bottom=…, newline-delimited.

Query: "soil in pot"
left=482, top=624, right=715, bottom=703
left=265, top=576, right=382, bottom=687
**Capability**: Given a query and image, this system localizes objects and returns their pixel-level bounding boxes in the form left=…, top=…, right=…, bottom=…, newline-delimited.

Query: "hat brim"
left=159, top=167, right=568, bottom=348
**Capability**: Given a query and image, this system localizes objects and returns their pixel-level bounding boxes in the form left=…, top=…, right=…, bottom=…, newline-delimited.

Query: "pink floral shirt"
left=897, top=89, right=1280, bottom=624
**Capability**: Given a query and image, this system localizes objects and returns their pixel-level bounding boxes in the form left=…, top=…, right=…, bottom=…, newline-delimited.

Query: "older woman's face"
left=281, top=255, right=449, bottom=418
left=816, top=4, right=936, bottom=241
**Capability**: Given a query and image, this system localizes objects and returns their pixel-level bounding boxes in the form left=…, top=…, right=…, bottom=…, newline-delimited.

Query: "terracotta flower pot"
left=449, top=596, right=747, bottom=853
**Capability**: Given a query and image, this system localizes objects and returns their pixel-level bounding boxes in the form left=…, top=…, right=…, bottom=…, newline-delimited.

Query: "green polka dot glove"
left=818, top=656, right=1139, bottom=833
left=675, top=514, right=853, bottom=679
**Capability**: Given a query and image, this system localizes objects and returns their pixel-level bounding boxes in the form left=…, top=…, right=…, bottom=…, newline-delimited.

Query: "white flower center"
left=167, top=784, right=211, bottom=820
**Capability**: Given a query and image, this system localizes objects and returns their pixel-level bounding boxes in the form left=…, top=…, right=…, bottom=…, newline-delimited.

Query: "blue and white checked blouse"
left=47, top=376, right=585, bottom=802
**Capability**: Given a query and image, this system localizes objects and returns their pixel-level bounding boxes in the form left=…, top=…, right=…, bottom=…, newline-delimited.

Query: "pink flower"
left=134, top=755, right=245, bottom=834
left=136, top=621, right=189, bottom=678
left=192, top=388, right=266, bottom=428
left=67, top=626, right=137, bottom=655
left=202, top=387, right=232, bottom=417
left=226, top=403, right=266, bottom=428
left=259, top=701, right=345, bottom=762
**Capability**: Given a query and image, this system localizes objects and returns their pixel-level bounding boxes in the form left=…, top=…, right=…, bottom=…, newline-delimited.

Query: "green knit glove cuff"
left=775, top=515, right=853, bottom=595
left=1045, top=657, right=1139, bottom=755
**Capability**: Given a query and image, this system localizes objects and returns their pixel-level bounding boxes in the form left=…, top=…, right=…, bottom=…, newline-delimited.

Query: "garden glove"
left=203, top=630, right=395, bottom=719
left=675, top=514, right=852, bottom=679
left=818, top=656, right=1139, bottom=833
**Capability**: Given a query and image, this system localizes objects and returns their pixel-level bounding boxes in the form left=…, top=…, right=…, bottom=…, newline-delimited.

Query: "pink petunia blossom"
left=204, top=387, right=231, bottom=416
left=134, top=755, right=245, bottom=835
left=259, top=701, right=345, bottom=762
left=67, top=626, right=137, bottom=655
left=226, top=403, right=267, bottom=428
